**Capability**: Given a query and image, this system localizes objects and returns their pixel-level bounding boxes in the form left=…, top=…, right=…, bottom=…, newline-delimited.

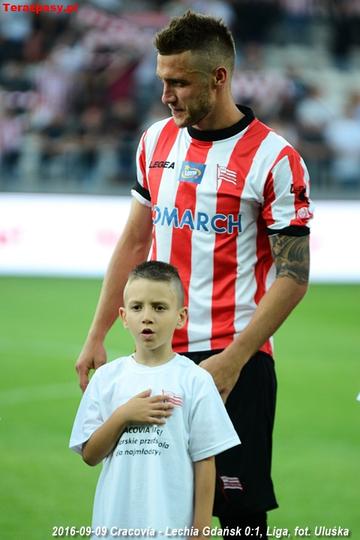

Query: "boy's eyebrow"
left=127, top=300, right=170, bottom=305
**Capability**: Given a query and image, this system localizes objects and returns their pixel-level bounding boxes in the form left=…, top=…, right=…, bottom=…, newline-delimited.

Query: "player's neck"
left=194, top=98, right=243, bottom=131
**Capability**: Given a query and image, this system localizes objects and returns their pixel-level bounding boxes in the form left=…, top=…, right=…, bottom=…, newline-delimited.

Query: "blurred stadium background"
left=1, top=0, right=360, bottom=195
left=0, top=0, right=359, bottom=539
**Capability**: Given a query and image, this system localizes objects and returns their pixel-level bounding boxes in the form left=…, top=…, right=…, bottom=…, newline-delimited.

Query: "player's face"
left=120, top=278, right=187, bottom=362
left=157, top=51, right=216, bottom=129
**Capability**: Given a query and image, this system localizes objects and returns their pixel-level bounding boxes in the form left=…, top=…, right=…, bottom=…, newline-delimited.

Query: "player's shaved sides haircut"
left=154, top=10, right=236, bottom=74
left=127, top=261, right=185, bottom=306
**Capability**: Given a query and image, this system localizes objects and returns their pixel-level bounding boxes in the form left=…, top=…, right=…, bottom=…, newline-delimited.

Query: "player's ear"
left=176, top=307, right=188, bottom=329
left=119, top=307, right=128, bottom=328
left=213, top=66, right=227, bottom=87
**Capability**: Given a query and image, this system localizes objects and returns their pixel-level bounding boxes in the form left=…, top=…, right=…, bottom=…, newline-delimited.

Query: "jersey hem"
left=131, top=188, right=152, bottom=207
left=174, top=339, right=273, bottom=357
left=191, top=437, right=241, bottom=463
left=267, top=225, right=310, bottom=236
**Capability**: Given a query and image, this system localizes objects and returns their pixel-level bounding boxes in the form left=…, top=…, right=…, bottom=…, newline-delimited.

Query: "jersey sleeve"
left=131, top=130, right=151, bottom=207
left=262, top=146, right=313, bottom=236
left=188, top=370, right=240, bottom=462
left=69, top=371, right=104, bottom=455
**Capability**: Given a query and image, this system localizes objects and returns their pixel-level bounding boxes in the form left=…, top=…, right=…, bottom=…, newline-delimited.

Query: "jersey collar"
left=187, top=105, right=255, bottom=142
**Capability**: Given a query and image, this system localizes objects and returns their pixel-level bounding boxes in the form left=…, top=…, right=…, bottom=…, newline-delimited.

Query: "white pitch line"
left=0, top=350, right=122, bottom=407
left=0, top=337, right=125, bottom=409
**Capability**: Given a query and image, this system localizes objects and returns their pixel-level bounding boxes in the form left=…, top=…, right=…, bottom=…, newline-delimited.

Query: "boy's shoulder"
left=174, top=354, right=214, bottom=383
left=92, top=355, right=132, bottom=381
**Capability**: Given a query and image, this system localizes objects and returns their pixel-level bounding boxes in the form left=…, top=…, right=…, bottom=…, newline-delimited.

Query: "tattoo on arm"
left=269, top=234, right=310, bottom=285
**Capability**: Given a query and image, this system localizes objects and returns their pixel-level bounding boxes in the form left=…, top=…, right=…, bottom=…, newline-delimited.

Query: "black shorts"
left=184, top=349, right=278, bottom=518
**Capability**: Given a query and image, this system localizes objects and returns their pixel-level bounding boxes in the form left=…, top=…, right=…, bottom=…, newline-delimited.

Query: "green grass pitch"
left=0, top=277, right=359, bottom=539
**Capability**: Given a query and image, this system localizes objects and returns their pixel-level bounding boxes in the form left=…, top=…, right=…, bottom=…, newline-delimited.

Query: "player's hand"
left=75, top=339, right=107, bottom=392
left=121, top=390, right=174, bottom=425
left=199, top=352, right=242, bottom=403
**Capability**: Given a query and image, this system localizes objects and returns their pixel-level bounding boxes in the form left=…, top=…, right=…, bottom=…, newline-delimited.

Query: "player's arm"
left=75, top=199, right=153, bottom=391
left=82, top=390, right=174, bottom=466
left=200, top=233, right=309, bottom=402
left=191, top=456, right=216, bottom=537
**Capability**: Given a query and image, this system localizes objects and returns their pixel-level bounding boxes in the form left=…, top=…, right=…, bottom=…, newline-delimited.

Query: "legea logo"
left=179, top=161, right=206, bottom=184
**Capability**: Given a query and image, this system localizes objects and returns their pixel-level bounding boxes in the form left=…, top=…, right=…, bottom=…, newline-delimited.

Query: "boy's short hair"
left=154, top=10, right=235, bottom=74
left=128, top=261, right=184, bottom=306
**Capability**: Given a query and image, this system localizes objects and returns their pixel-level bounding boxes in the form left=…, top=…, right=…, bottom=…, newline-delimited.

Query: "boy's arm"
left=82, top=390, right=173, bottom=466
left=192, top=456, right=216, bottom=537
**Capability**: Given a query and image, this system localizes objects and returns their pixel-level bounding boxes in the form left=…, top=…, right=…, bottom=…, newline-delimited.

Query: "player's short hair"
left=154, top=10, right=235, bottom=74
left=128, top=261, right=184, bottom=306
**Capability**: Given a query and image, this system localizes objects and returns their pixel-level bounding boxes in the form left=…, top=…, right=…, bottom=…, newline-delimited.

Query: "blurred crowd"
left=1, top=0, right=360, bottom=195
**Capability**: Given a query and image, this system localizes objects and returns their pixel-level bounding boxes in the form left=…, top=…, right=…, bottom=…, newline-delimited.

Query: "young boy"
left=70, top=261, right=240, bottom=538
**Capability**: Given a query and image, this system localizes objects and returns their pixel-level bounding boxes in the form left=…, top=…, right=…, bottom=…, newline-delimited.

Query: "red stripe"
left=254, top=150, right=288, bottom=356
left=254, top=212, right=273, bottom=356
left=147, top=119, right=179, bottom=260
left=263, top=145, right=310, bottom=226
left=262, top=145, right=291, bottom=226
left=288, top=151, right=311, bottom=226
left=257, top=147, right=309, bottom=356
left=221, top=476, right=243, bottom=490
left=211, top=120, right=270, bottom=349
left=163, top=391, right=183, bottom=405
left=172, top=140, right=212, bottom=351
left=137, top=131, right=148, bottom=190
left=255, top=167, right=275, bottom=336
left=262, top=168, right=276, bottom=227
left=255, top=147, right=310, bottom=356
left=168, top=397, right=183, bottom=406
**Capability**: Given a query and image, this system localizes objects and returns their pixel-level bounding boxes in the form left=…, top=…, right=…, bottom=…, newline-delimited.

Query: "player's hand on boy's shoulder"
left=199, top=351, right=242, bottom=403
left=120, top=390, right=174, bottom=425
left=75, top=338, right=107, bottom=392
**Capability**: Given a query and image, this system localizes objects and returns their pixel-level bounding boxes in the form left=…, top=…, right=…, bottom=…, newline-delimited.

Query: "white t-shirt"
left=69, top=354, right=240, bottom=537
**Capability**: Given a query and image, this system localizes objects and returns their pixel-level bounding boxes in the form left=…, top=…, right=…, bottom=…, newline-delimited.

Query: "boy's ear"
left=119, top=307, right=128, bottom=328
left=176, top=307, right=188, bottom=329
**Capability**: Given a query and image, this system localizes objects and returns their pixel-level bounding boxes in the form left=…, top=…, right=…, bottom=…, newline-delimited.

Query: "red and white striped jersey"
left=132, top=106, right=313, bottom=355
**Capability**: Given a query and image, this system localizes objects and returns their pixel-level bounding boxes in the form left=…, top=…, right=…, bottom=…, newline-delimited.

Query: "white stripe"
left=136, top=131, right=147, bottom=188
left=245, top=130, right=288, bottom=202
left=233, top=209, right=258, bottom=336
left=233, top=131, right=285, bottom=335
left=186, top=144, right=216, bottom=351
left=154, top=131, right=190, bottom=264
left=168, top=397, right=183, bottom=406
left=221, top=475, right=243, bottom=490
left=136, top=118, right=172, bottom=190
left=300, top=156, right=314, bottom=223
left=270, top=156, right=297, bottom=228
left=187, top=137, right=242, bottom=351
